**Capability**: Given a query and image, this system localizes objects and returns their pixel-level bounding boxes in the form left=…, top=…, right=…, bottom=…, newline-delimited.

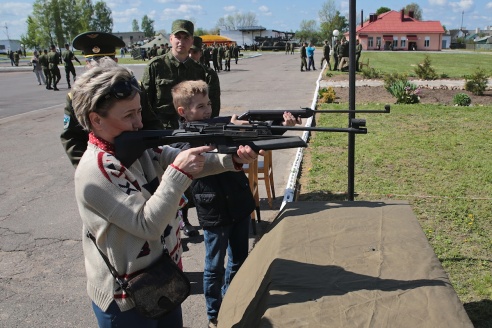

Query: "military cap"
left=171, top=19, right=194, bottom=36
left=191, top=36, right=202, bottom=51
left=72, top=31, right=125, bottom=58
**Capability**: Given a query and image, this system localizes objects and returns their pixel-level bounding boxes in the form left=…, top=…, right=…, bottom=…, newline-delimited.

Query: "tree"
left=23, top=0, right=114, bottom=49
left=318, top=0, right=337, bottom=39
left=375, top=7, right=391, bottom=15
left=132, top=19, right=139, bottom=32
left=402, top=3, right=423, bottom=20
left=91, top=1, right=112, bottom=32
left=141, top=15, right=155, bottom=37
left=216, top=12, right=258, bottom=30
left=296, top=19, right=319, bottom=43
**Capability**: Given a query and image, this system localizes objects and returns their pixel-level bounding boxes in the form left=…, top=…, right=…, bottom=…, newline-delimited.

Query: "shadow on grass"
left=464, top=299, right=492, bottom=328
left=297, top=190, right=354, bottom=202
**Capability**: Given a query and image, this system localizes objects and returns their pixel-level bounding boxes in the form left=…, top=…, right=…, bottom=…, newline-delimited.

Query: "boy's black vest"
left=191, top=171, right=256, bottom=228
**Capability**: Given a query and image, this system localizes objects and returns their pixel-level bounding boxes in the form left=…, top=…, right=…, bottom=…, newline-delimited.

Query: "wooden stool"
left=257, top=150, right=275, bottom=208
left=242, top=159, right=260, bottom=234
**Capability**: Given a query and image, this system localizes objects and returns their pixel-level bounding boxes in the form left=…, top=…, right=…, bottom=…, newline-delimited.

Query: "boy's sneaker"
left=208, top=318, right=218, bottom=328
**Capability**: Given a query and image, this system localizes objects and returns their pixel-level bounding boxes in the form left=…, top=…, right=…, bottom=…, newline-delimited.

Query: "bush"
left=464, top=67, right=489, bottom=96
left=453, top=93, right=472, bottom=106
left=360, top=67, right=383, bottom=79
left=414, top=55, right=438, bottom=80
left=386, top=80, right=421, bottom=104
left=318, top=87, right=336, bottom=103
left=383, top=72, right=408, bottom=90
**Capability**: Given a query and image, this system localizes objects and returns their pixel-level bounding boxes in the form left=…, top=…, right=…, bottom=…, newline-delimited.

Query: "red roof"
left=356, top=10, right=444, bottom=34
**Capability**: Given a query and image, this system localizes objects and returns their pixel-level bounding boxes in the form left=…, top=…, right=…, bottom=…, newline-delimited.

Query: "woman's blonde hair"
left=71, top=63, right=138, bottom=131
left=171, top=80, right=209, bottom=112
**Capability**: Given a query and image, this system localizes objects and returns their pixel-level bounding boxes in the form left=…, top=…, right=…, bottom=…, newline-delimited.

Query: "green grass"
left=347, top=51, right=492, bottom=78
left=300, top=103, right=492, bottom=327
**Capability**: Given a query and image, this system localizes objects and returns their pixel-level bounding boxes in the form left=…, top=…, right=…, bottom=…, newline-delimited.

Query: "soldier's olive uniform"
left=141, top=51, right=215, bottom=129
left=39, top=52, right=51, bottom=88
left=48, top=50, right=61, bottom=89
left=60, top=83, right=163, bottom=167
left=321, top=43, right=331, bottom=70
left=62, top=49, right=80, bottom=87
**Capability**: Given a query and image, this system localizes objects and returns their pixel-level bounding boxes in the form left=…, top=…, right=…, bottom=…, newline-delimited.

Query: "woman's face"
left=90, top=94, right=143, bottom=144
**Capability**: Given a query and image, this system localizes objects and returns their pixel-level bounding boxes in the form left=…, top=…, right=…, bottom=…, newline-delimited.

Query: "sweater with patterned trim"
left=75, top=136, right=235, bottom=312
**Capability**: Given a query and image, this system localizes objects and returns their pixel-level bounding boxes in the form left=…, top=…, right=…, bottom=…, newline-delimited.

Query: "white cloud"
left=112, top=7, right=140, bottom=23
left=157, top=0, right=197, bottom=3
left=0, top=3, right=32, bottom=16
left=429, top=0, right=447, bottom=5
left=224, top=6, right=236, bottom=12
left=162, top=4, right=204, bottom=16
left=258, top=5, right=272, bottom=16
left=449, top=0, right=474, bottom=12
left=486, top=2, right=492, bottom=8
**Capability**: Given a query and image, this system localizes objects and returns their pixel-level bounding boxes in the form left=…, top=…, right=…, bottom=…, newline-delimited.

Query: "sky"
left=1, top=0, right=491, bottom=41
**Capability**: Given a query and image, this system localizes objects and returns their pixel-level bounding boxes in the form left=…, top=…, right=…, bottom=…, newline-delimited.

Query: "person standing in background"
left=62, top=43, right=81, bottom=88
left=39, top=49, right=52, bottom=90
left=31, top=50, right=46, bottom=86
left=355, top=39, right=362, bottom=71
left=306, top=42, right=316, bottom=71
left=300, top=42, right=307, bottom=72
left=320, top=40, right=331, bottom=70
left=48, top=44, right=62, bottom=91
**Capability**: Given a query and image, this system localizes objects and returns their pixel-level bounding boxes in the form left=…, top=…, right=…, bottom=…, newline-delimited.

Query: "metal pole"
left=347, top=0, right=356, bottom=200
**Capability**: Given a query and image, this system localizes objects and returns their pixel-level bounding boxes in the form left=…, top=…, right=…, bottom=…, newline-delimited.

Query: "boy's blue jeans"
left=202, top=216, right=250, bottom=320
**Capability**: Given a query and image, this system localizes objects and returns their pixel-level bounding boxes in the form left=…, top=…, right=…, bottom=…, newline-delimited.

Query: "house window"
left=401, top=38, right=406, bottom=48
left=424, top=36, right=430, bottom=47
left=393, top=38, right=398, bottom=49
left=376, top=37, right=382, bottom=48
left=368, top=37, right=374, bottom=48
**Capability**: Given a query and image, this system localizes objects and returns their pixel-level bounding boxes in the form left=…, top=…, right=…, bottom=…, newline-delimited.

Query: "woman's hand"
left=172, top=145, right=215, bottom=176
left=233, top=145, right=263, bottom=164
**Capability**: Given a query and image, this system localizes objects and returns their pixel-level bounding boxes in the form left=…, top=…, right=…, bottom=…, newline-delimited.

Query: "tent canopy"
left=199, top=35, right=234, bottom=46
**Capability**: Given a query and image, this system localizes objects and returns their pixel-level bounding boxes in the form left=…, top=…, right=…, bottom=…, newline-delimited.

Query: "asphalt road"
left=0, top=52, right=321, bottom=327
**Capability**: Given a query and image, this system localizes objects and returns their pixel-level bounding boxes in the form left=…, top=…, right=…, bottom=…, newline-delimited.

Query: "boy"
left=172, top=80, right=300, bottom=328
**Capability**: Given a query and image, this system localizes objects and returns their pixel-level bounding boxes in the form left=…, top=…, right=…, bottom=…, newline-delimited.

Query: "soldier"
left=62, top=43, right=81, bottom=88
left=285, top=42, right=290, bottom=54
left=48, top=44, right=62, bottom=90
left=60, top=31, right=162, bottom=167
left=338, top=38, right=349, bottom=71
left=333, top=39, right=340, bottom=71
left=141, top=19, right=214, bottom=129
left=211, top=43, right=219, bottom=72
left=224, top=44, right=231, bottom=71
left=218, top=43, right=224, bottom=71
left=156, top=43, right=166, bottom=56
left=202, top=44, right=211, bottom=68
left=232, top=43, right=240, bottom=64
left=355, top=39, right=362, bottom=71
left=320, top=40, right=331, bottom=70
left=39, top=49, right=52, bottom=89
left=300, top=42, right=308, bottom=72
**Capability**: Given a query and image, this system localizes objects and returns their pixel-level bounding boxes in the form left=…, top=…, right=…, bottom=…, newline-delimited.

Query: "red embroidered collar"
left=89, top=132, right=115, bottom=155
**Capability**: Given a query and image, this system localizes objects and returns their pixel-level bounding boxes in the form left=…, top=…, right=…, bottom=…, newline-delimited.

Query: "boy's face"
left=178, top=93, right=212, bottom=122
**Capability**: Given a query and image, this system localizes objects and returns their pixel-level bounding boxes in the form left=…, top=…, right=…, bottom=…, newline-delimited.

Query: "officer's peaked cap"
left=73, top=31, right=125, bottom=57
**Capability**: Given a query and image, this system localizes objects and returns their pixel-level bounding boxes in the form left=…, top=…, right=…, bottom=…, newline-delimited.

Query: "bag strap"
left=86, top=230, right=127, bottom=288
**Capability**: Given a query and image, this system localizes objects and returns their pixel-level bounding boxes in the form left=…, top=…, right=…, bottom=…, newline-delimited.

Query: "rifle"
left=114, top=120, right=367, bottom=167
left=237, top=105, right=390, bottom=122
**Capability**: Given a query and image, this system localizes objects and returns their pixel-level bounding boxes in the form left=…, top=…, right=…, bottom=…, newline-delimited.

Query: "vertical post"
left=347, top=0, right=357, bottom=201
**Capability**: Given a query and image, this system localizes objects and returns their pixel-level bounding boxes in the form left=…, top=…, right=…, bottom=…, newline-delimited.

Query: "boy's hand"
left=282, top=112, right=302, bottom=126
left=233, top=145, right=263, bottom=164
left=230, top=114, right=249, bottom=126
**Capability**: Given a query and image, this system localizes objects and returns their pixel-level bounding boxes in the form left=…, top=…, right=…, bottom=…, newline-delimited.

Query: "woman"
left=71, top=65, right=259, bottom=328
left=31, top=50, right=46, bottom=85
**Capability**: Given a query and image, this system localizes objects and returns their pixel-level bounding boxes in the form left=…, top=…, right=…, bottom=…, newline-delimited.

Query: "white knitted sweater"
left=75, top=137, right=234, bottom=312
